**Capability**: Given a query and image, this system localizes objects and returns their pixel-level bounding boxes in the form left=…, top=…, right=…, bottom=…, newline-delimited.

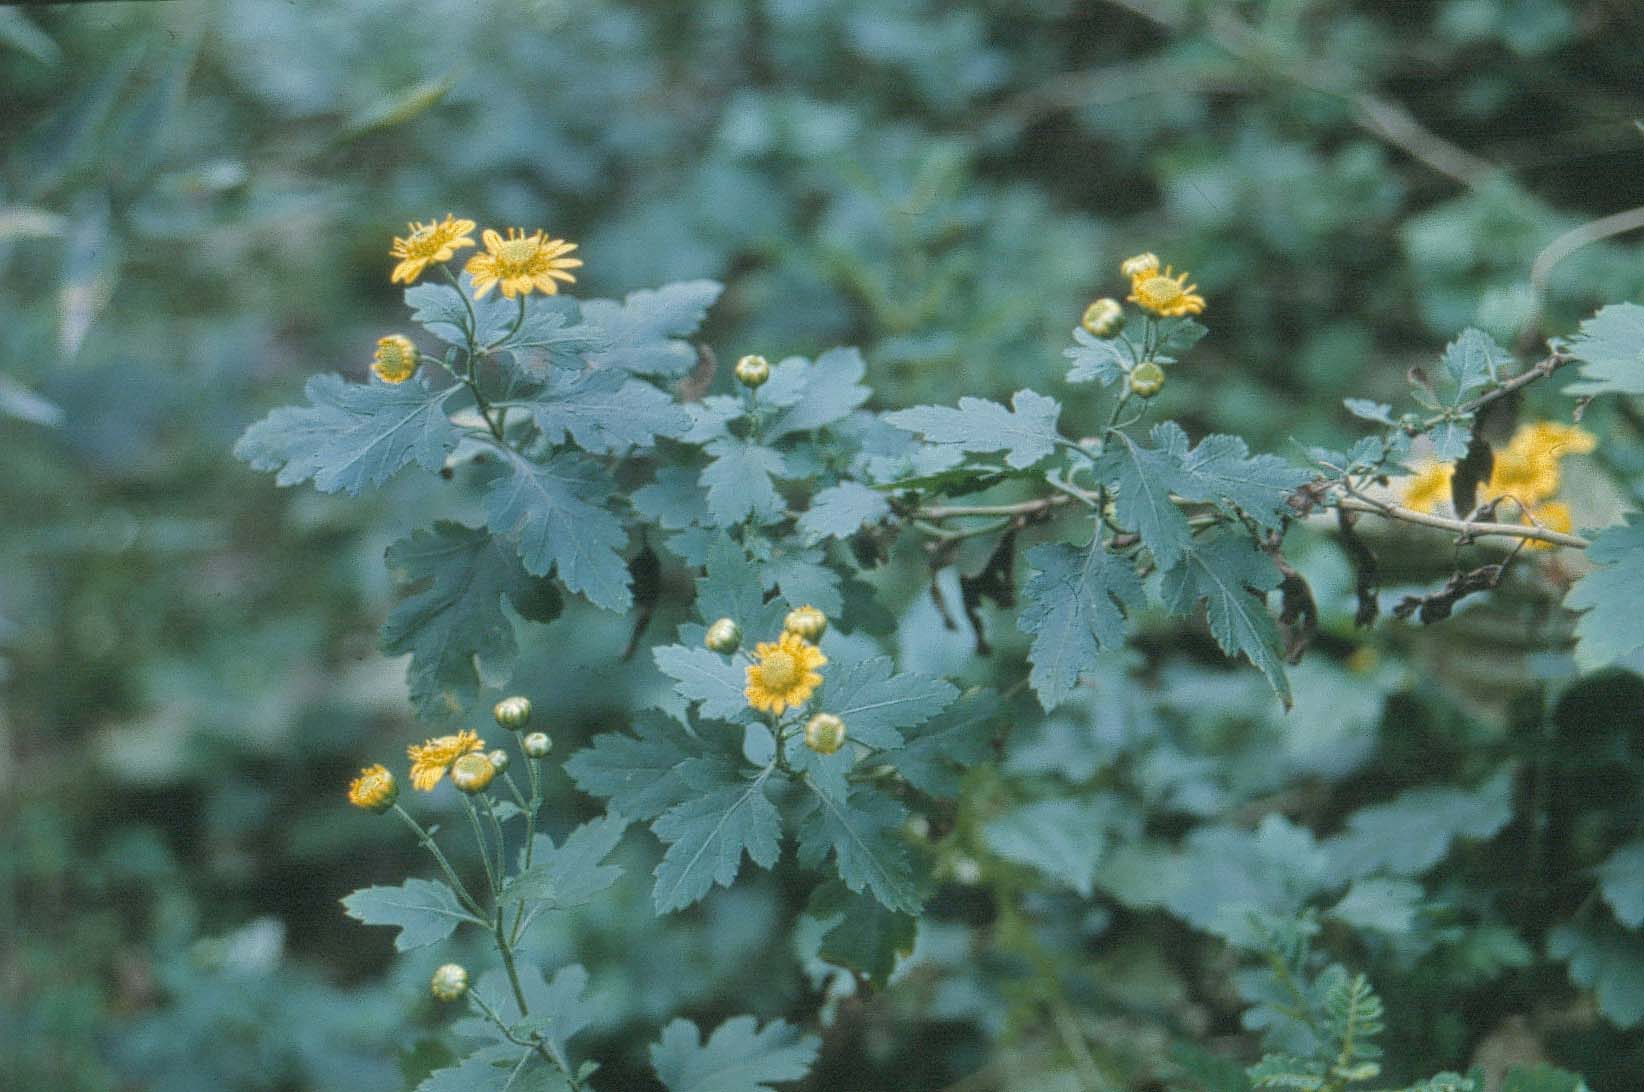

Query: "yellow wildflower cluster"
left=1401, top=421, right=1595, bottom=548
left=406, top=729, right=486, bottom=791
left=1121, top=251, right=1205, bottom=318
left=386, top=215, right=581, bottom=299
left=744, top=630, right=828, bottom=715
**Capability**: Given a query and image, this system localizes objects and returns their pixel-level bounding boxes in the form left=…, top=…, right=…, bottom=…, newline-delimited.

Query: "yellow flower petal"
left=389, top=215, right=477, bottom=285
left=1126, top=264, right=1205, bottom=317
left=462, top=227, right=582, bottom=300
left=407, top=730, right=485, bottom=791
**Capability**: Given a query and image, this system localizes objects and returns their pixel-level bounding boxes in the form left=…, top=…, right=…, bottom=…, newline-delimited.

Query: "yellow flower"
left=1127, top=264, right=1206, bottom=317
left=1482, top=421, right=1596, bottom=507
left=372, top=334, right=419, bottom=384
left=347, top=764, right=398, bottom=813
left=407, top=730, right=485, bottom=791
left=390, top=214, right=477, bottom=285
left=1120, top=252, right=1159, bottom=279
left=463, top=228, right=582, bottom=299
left=744, top=631, right=827, bottom=715
left=1400, top=459, right=1455, bottom=514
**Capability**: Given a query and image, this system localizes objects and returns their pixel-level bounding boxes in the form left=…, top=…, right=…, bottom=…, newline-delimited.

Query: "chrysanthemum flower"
left=1400, top=459, right=1455, bottom=514
left=390, top=215, right=477, bottom=285
left=347, top=764, right=398, bottom=813
left=1401, top=421, right=1593, bottom=547
left=372, top=334, right=419, bottom=384
left=745, top=631, right=827, bottom=715
left=463, top=228, right=582, bottom=299
left=407, top=730, right=485, bottom=791
left=1483, top=421, right=1596, bottom=507
left=1127, top=264, right=1206, bottom=317
left=1120, top=253, right=1159, bottom=279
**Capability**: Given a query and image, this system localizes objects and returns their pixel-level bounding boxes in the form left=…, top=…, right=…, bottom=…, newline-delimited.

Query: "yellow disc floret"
left=372, top=334, right=419, bottom=384
left=464, top=228, right=582, bottom=299
left=389, top=214, right=477, bottom=285
left=745, top=631, right=827, bottom=715
left=407, top=729, right=485, bottom=791
left=1127, top=264, right=1206, bottom=318
left=347, top=764, right=398, bottom=813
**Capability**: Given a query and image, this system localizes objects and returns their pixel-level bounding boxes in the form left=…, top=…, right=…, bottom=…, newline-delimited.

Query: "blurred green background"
left=6, top=1, right=1644, bottom=1089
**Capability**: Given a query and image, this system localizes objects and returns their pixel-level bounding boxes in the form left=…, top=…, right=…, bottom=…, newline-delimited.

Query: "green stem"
left=481, top=793, right=508, bottom=886
left=463, top=797, right=499, bottom=898
left=391, top=805, right=486, bottom=918
left=501, top=771, right=530, bottom=811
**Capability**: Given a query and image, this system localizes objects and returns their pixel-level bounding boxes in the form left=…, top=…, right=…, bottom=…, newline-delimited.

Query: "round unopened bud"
left=486, top=749, right=510, bottom=773
left=1120, top=252, right=1159, bottom=280
left=704, top=617, right=742, bottom=654
left=347, top=764, right=398, bottom=814
left=783, top=604, right=827, bottom=642
left=372, top=334, right=420, bottom=384
left=1080, top=298, right=1124, bottom=338
left=804, top=713, right=847, bottom=755
left=1129, top=361, right=1165, bottom=398
left=450, top=752, right=496, bottom=794
left=522, top=732, right=553, bottom=759
left=493, top=696, right=532, bottom=731
left=430, top=963, right=469, bottom=1002
left=734, top=353, right=770, bottom=388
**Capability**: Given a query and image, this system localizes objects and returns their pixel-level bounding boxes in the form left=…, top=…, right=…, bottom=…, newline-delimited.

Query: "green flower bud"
left=783, top=604, right=827, bottom=642
left=493, top=695, right=532, bottom=731
left=734, top=353, right=770, bottom=388
left=1080, top=298, right=1124, bottom=338
left=1129, top=361, right=1165, bottom=398
left=486, top=749, right=510, bottom=773
left=450, top=752, right=496, bottom=794
left=430, top=963, right=469, bottom=1001
left=704, top=617, right=742, bottom=654
left=804, top=712, right=847, bottom=755
left=522, top=732, right=553, bottom=759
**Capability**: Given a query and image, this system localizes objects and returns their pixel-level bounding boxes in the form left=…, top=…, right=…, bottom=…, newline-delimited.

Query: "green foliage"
left=12, top=1, right=1644, bottom=1089
left=234, top=375, right=458, bottom=495
left=341, top=879, right=480, bottom=951
left=380, top=522, right=561, bottom=718
left=886, top=390, right=1064, bottom=469
left=1017, top=541, right=1144, bottom=709
left=1563, top=303, right=1644, bottom=396
left=648, top=1016, right=819, bottom=1092
left=1565, top=515, right=1644, bottom=670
